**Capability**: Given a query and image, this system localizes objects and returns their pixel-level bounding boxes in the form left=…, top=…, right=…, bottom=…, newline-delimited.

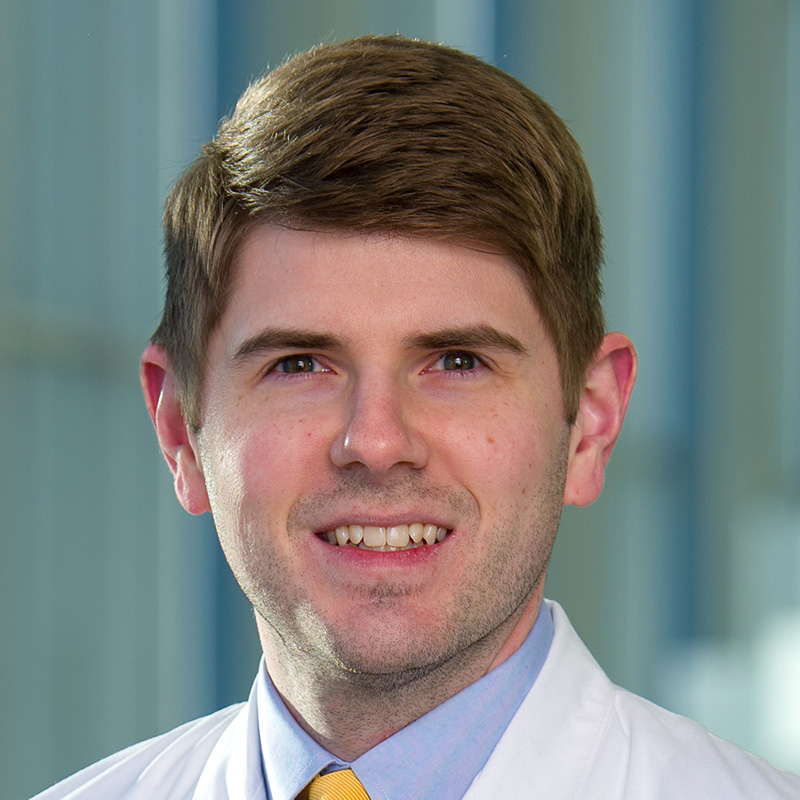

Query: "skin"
left=141, top=225, right=637, bottom=760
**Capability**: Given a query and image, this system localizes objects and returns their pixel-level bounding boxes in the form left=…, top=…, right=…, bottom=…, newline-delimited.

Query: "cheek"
left=226, top=414, right=335, bottom=500
left=440, top=406, right=567, bottom=525
left=441, top=400, right=552, bottom=477
left=206, top=416, right=329, bottom=552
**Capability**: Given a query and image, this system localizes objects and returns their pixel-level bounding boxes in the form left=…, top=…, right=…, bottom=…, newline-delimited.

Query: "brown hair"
left=154, top=35, right=605, bottom=429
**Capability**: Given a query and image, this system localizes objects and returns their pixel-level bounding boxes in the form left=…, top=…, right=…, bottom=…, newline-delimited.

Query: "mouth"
left=320, top=523, right=450, bottom=552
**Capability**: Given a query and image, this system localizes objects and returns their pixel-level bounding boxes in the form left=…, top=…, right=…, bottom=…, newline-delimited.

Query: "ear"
left=563, top=332, right=638, bottom=507
left=140, top=344, right=211, bottom=515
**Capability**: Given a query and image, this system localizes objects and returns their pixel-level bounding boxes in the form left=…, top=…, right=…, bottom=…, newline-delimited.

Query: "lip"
left=310, top=529, right=452, bottom=569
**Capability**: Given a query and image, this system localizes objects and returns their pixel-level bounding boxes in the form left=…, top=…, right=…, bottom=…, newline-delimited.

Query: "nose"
left=329, top=377, right=429, bottom=475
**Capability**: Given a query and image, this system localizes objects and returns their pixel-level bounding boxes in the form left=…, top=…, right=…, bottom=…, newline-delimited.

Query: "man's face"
left=192, top=225, right=576, bottom=678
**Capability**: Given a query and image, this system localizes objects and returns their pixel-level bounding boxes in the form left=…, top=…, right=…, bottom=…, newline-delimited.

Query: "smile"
left=322, top=523, right=450, bottom=552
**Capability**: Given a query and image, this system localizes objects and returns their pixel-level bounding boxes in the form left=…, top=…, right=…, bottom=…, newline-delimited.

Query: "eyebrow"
left=405, top=325, right=529, bottom=356
left=231, top=328, right=345, bottom=365
left=231, top=323, right=529, bottom=365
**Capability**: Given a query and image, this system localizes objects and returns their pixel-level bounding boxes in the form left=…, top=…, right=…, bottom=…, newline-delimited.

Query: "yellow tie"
left=306, top=768, right=371, bottom=800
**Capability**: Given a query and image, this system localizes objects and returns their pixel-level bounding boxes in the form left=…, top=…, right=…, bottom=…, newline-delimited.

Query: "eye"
left=273, top=354, right=320, bottom=374
left=431, top=351, right=483, bottom=372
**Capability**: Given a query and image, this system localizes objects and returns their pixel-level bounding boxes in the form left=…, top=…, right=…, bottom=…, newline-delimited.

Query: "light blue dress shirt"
left=257, top=602, right=554, bottom=800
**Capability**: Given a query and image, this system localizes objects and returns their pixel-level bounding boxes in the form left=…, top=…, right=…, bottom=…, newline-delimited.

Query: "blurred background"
left=2, top=1, right=798, bottom=796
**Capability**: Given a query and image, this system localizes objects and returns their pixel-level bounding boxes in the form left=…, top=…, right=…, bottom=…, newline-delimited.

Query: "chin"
left=320, top=609, right=494, bottom=684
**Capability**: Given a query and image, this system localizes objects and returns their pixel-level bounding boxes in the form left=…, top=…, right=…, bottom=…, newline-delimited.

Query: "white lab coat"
left=33, top=602, right=800, bottom=799
left=464, top=603, right=800, bottom=798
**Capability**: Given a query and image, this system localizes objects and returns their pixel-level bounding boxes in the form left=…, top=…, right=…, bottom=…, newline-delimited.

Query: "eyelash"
left=262, top=350, right=489, bottom=381
left=265, top=354, right=328, bottom=378
left=427, top=350, right=488, bottom=375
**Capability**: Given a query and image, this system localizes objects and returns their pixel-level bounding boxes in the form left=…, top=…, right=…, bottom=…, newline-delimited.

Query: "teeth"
left=349, top=525, right=364, bottom=544
left=363, top=526, right=385, bottom=547
left=423, top=524, right=438, bottom=545
left=323, top=523, right=449, bottom=551
left=387, top=525, right=410, bottom=547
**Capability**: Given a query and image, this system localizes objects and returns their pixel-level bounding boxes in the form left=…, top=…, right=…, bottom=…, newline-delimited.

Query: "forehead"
left=218, top=225, right=544, bottom=348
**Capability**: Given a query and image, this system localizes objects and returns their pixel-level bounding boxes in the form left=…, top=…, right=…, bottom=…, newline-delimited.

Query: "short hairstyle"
left=154, top=35, right=605, bottom=430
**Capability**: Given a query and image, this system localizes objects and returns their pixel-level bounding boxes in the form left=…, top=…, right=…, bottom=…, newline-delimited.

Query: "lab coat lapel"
left=463, top=602, right=615, bottom=799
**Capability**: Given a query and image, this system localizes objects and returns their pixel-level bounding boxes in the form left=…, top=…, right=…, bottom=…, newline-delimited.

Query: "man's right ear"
left=140, top=344, right=211, bottom=516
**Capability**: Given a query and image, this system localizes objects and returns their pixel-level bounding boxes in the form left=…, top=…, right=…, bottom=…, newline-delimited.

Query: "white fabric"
left=463, top=603, right=800, bottom=799
left=32, top=602, right=800, bottom=799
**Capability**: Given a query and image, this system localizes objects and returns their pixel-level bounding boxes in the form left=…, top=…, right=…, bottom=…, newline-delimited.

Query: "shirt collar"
left=256, top=602, right=553, bottom=800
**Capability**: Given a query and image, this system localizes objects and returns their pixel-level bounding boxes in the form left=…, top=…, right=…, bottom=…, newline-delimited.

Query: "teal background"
left=2, top=2, right=799, bottom=797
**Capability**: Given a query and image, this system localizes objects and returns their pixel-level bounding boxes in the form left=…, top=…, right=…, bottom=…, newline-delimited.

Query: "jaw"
left=254, top=569, right=545, bottom=763
left=251, top=513, right=550, bottom=761
left=259, top=524, right=537, bottom=677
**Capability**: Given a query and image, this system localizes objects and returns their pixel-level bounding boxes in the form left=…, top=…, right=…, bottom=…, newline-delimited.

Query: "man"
left=35, top=35, right=800, bottom=799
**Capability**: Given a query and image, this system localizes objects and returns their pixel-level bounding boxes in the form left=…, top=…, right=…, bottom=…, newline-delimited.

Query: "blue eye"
left=276, top=355, right=317, bottom=373
left=440, top=351, right=478, bottom=371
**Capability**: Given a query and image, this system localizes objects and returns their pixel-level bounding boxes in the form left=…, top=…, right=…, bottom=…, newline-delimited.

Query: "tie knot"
left=306, top=768, right=371, bottom=800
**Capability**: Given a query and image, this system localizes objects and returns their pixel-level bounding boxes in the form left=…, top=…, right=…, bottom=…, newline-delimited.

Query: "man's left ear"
left=563, top=332, right=638, bottom=507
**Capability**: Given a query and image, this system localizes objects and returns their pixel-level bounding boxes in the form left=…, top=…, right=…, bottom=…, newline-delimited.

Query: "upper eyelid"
left=259, top=348, right=495, bottom=375
left=262, top=353, right=328, bottom=376
left=425, top=349, right=491, bottom=371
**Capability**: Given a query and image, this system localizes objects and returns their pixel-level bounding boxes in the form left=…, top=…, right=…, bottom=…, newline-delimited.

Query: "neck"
left=256, top=589, right=543, bottom=761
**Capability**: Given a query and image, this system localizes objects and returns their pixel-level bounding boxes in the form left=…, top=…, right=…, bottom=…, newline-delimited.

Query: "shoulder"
left=600, top=686, right=800, bottom=798
left=31, top=704, right=245, bottom=800
left=467, top=601, right=800, bottom=799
